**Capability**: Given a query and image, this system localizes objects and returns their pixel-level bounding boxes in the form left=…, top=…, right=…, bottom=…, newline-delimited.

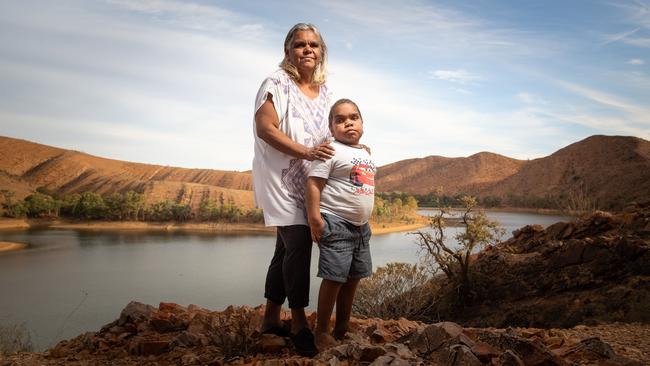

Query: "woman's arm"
left=255, top=96, right=334, bottom=161
left=305, top=176, right=327, bottom=243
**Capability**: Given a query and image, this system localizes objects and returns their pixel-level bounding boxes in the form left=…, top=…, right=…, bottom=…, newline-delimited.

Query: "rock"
left=129, top=338, right=170, bottom=356
left=328, top=344, right=352, bottom=359
left=181, top=352, right=201, bottom=365
left=187, top=312, right=213, bottom=335
left=118, top=301, right=155, bottom=326
left=409, top=322, right=464, bottom=355
left=367, top=324, right=392, bottom=343
left=359, top=345, right=387, bottom=362
left=159, top=302, right=187, bottom=314
left=498, top=350, right=525, bottom=366
left=470, top=341, right=499, bottom=363
left=174, top=331, right=201, bottom=347
left=369, top=354, right=411, bottom=366
left=447, top=344, right=482, bottom=366
left=258, top=334, right=287, bottom=354
left=384, top=343, right=415, bottom=360
left=477, top=332, right=568, bottom=366
left=150, top=311, right=186, bottom=332
left=558, top=337, right=644, bottom=366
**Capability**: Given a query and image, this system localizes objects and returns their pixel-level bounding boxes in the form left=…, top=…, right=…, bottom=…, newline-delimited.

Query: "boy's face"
left=330, top=103, right=363, bottom=145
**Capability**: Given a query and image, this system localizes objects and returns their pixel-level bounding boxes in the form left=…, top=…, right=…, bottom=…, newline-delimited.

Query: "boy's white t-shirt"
left=252, top=69, right=332, bottom=226
left=309, top=140, right=376, bottom=226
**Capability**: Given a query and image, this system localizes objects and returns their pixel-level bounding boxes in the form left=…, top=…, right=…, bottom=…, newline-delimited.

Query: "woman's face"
left=287, top=30, right=321, bottom=73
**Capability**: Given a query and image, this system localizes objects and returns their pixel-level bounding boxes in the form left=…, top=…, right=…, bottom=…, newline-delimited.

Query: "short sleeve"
left=254, top=73, right=287, bottom=123
left=309, top=158, right=332, bottom=179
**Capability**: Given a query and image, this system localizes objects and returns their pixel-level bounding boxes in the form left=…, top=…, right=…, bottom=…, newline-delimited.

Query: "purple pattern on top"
left=279, top=77, right=330, bottom=210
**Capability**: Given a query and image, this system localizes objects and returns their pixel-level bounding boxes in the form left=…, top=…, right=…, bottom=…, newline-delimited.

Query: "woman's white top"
left=252, top=69, right=332, bottom=226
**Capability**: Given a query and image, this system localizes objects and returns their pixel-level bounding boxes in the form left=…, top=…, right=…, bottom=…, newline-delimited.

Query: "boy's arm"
left=305, top=176, right=327, bottom=244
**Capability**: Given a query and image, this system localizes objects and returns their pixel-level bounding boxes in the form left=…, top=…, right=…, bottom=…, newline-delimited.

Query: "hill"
left=2, top=134, right=649, bottom=211
left=0, top=136, right=254, bottom=210
left=377, top=135, right=650, bottom=210
left=378, top=152, right=524, bottom=195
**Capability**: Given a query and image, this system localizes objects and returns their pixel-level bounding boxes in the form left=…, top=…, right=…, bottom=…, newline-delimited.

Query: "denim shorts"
left=317, top=212, right=372, bottom=283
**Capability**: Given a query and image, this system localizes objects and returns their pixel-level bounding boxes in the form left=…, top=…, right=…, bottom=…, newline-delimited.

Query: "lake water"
left=0, top=211, right=570, bottom=350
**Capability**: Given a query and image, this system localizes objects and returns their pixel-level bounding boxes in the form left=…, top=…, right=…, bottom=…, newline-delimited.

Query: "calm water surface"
left=0, top=211, right=570, bottom=350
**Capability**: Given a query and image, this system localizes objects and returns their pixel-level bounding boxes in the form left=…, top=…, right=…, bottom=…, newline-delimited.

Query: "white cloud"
left=517, top=92, right=547, bottom=105
left=603, top=28, right=640, bottom=45
left=556, top=80, right=650, bottom=139
left=428, top=69, right=482, bottom=84
left=627, top=58, right=645, bottom=65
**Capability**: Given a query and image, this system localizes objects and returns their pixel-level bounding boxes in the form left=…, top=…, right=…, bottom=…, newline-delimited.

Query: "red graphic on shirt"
left=350, top=164, right=375, bottom=187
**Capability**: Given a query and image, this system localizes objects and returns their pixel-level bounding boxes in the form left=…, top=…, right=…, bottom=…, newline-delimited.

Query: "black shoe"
left=261, top=325, right=291, bottom=338
left=291, top=328, right=318, bottom=357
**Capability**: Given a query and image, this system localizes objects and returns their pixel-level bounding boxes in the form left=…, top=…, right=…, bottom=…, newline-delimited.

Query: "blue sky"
left=0, top=0, right=648, bottom=170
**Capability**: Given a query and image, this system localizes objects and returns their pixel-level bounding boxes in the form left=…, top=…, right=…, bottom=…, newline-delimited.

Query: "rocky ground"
left=3, top=205, right=649, bottom=365
left=428, top=202, right=650, bottom=329
left=1, top=301, right=646, bottom=366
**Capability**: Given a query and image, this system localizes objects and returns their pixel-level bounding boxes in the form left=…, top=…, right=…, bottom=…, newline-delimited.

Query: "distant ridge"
left=0, top=136, right=254, bottom=210
left=1, top=134, right=648, bottom=210
left=376, top=135, right=650, bottom=210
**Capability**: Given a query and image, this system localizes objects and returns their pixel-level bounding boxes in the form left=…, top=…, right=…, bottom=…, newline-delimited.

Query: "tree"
left=59, top=193, right=81, bottom=217
left=76, top=192, right=107, bottom=219
left=172, top=203, right=192, bottom=222
left=1, top=190, right=27, bottom=218
left=104, top=192, right=126, bottom=220
left=123, top=191, right=145, bottom=221
left=146, top=200, right=175, bottom=221
left=24, top=192, right=59, bottom=218
left=412, top=195, right=504, bottom=305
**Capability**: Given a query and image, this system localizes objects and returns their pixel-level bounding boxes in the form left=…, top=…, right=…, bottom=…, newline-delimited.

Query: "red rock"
left=135, top=339, right=170, bottom=356
left=258, top=334, right=287, bottom=354
left=498, top=350, right=525, bottom=366
left=470, top=341, right=499, bottom=363
left=118, top=301, right=155, bottom=326
left=448, top=344, right=482, bottom=366
left=359, top=345, right=387, bottom=362
left=159, top=302, right=187, bottom=314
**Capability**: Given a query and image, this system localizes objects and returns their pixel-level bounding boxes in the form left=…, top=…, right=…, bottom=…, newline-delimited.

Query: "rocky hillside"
left=0, top=136, right=254, bottom=210
left=376, top=135, right=650, bottom=210
left=2, top=134, right=649, bottom=211
left=429, top=202, right=650, bottom=330
left=2, top=301, right=646, bottom=365
left=378, top=152, right=524, bottom=195
left=481, top=135, right=650, bottom=209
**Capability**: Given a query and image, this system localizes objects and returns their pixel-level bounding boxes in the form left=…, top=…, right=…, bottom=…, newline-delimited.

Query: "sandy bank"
left=50, top=220, right=276, bottom=234
left=0, top=218, right=427, bottom=235
left=0, top=241, right=27, bottom=252
left=0, top=218, right=30, bottom=230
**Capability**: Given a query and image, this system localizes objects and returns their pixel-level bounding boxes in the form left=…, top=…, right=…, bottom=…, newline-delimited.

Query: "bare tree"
left=412, top=195, right=504, bottom=305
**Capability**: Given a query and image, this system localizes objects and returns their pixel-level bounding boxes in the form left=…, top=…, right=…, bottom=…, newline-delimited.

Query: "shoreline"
left=418, top=206, right=579, bottom=216
left=0, top=241, right=28, bottom=252
left=0, top=218, right=427, bottom=236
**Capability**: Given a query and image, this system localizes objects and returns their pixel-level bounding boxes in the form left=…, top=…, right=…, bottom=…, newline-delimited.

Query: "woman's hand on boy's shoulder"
left=359, top=144, right=371, bottom=154
left=304, top=141, right=335, bottom=161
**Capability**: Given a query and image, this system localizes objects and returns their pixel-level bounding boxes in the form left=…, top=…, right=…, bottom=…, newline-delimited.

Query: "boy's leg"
left=333, top=278, right=360, bottom=339
left=315, top=279, right=342, bottom=350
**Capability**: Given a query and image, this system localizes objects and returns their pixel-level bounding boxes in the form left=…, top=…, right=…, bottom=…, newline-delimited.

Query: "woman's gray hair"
left=280, top=23, right=328, bottom=85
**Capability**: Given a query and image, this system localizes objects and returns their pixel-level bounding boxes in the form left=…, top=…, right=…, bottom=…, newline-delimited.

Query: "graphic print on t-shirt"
left=349, top=157, right=376, bottom=196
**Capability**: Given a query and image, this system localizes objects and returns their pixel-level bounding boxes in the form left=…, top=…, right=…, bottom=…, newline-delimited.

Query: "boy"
left=305, top=99, right=376, bottom=351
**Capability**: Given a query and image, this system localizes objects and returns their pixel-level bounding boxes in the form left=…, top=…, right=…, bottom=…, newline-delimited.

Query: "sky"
left=0, top=0, right=649, bottom=171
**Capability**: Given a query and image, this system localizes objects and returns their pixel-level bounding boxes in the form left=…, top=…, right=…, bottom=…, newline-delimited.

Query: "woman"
left=252, top=23, right=334, bottom=357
